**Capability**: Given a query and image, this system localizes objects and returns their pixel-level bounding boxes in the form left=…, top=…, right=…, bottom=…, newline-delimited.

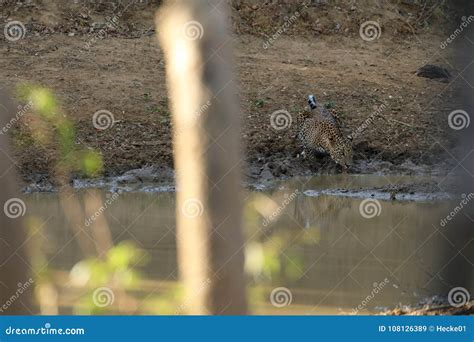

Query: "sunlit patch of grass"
left=146, top=104, right=160, bottom=114
left=323, top=100, right=335, bottom=109
left=254, top=99, right=265, bottom=108
left=11, top=129, right=36, bottom=148
left=291, top=105, right=304, bottom=113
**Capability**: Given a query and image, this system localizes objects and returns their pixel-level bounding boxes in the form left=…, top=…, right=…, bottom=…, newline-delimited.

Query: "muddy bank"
left=382, top=299, right=473, bottom=316
left=1, top=1, right=463, bottom=186
left=20, top=143, right=457, bottom=193
left=303, top=186, right=452, bottom=202
left=23, top=162, right=458, bottom=202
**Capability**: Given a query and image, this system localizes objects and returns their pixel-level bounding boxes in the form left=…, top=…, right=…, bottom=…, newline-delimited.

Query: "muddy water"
left=24, top=175, right=469, bottom=314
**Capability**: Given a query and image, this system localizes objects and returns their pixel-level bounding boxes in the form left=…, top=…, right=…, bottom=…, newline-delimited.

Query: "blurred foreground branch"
left=0, top=92, right=32, bottom=314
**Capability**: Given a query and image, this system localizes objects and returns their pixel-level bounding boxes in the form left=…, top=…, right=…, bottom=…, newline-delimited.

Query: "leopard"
left=298, top=95, right=353, bottom=171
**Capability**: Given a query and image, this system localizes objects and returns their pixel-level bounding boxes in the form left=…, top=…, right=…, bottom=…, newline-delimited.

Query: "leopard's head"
left=329, top=135, right=353, bottom=170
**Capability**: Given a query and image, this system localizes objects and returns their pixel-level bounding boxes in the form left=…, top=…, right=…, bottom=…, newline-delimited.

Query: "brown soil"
left=0, top=1, right=463, bottom=185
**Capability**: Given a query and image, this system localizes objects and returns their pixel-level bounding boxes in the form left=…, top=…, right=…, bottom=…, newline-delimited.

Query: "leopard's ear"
left=308, top=94, right=317, bottom=110
left=347, top=134, right=353, bottom=141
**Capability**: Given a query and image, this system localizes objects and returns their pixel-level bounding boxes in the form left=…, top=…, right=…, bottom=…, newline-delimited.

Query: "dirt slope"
left=0, top=0, right=463, bottom=185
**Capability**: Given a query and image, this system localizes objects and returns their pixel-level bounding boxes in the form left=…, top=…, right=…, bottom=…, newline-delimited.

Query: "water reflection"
left=24, top=175, right=471, bottom=314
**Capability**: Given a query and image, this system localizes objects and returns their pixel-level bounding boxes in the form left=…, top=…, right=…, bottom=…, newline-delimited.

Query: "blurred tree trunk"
left=157, top=0, right=247, bottom=314
left=440, top=0, right=474, bottom=298
left=0, top=92, right=32, bottom=314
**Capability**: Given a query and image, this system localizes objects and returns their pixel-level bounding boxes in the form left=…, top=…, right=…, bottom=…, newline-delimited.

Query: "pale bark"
left=157, top=0, right=247, bottom=314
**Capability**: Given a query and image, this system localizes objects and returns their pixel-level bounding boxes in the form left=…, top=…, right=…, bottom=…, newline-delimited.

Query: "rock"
left=415, top=64, right=451, bottom=82
left=259, top=168, right=273, bottom=181
left=277, top=164, right=287, bottom=175
left=244, top=165, right=261, bottom=179
left=116, top=166, right=174, bottom=184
